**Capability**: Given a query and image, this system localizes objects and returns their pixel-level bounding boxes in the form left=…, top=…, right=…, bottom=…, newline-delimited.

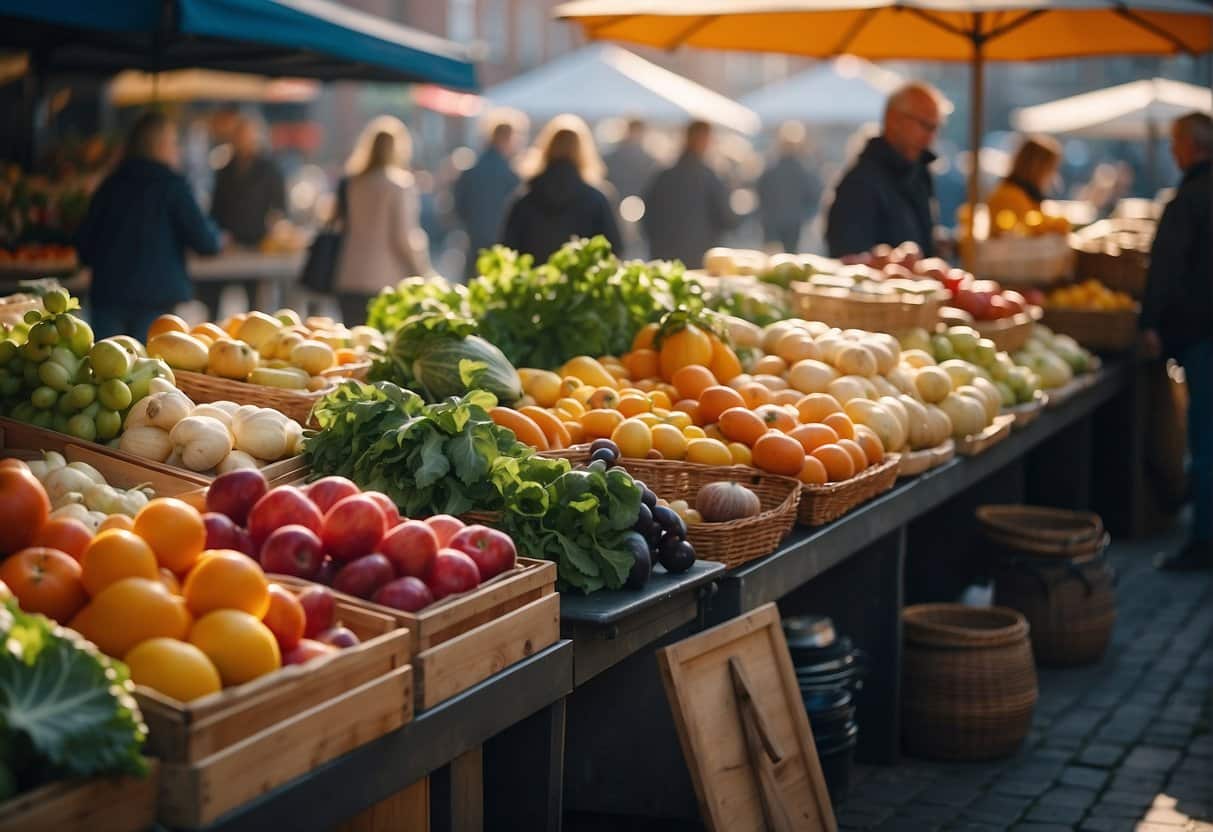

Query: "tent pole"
left=967, top=36, right=985, bottom=242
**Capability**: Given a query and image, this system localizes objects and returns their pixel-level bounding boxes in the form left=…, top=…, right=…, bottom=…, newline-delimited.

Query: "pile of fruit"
left=1046, top=280, right=1136, bottom=312
left=146, top=310, right=382, bottom=391
left=0, top=243, right=77, bottom=265
left=987, top=208, right=1070, bottom=238
left=899, top=325, right=1044, bottom=407
left=801, top=244, right=946, bottom=302
left=0, top=289, right=177, bottom=442
left=202, top=468, right=518, bottom=612
left=24, top=451, right=152, bottom=531
left=0, top=460, right=360, bottom=704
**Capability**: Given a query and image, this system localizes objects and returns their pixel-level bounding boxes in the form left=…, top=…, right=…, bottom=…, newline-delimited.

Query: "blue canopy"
left=0, top=0, right=477, bottom=89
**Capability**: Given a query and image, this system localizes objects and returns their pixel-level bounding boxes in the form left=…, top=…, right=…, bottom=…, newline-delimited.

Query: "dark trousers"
left=89, top=303, right=168, bottom=342
left=1184, top=340, right=1212, bottom=542
left=194, top=280, right=258, bottom=320
left=338, top=293, right=374, bottom=327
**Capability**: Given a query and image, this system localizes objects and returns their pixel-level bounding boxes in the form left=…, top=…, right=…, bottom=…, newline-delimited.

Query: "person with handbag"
left=329, top=116, right=432, bottom=326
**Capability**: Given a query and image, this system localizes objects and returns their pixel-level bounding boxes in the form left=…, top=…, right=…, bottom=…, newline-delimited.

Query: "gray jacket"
left=643, top=153, right=739, bottom=267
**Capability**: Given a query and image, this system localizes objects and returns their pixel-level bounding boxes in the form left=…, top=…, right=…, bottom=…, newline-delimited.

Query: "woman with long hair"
left=986, top=135, right=1063, bottom=228
left=500, top=114, right=621, bottom=261
left=333, top=115, right=432, bottom=325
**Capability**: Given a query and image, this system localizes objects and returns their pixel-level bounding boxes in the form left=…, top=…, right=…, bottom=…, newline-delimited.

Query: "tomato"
left=0, top=468, right=50, bottom=556
left=0, top=547, right=87, bottom=623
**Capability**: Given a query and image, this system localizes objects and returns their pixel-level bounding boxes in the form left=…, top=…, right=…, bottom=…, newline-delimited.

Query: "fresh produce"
left=0, top=595, right=149, bottom=799
left=0, top=463, right=50, bottom=555
left=695, top=482, right=761, bottom=522
left=1046, top=279, right=1136, bottom=311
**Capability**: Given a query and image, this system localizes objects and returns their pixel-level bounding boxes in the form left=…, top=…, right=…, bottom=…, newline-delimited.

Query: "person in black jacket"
left=1143, top=112, right=1213, bottom=571
left=826, top=83, right=946, bottom=258
left=77, top=112, right=222, bottom=340
left=500, top=115, right=621, bottom=262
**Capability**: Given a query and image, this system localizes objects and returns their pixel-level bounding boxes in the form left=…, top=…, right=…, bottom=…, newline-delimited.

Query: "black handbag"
left=299, top=178, right=347, bottom=293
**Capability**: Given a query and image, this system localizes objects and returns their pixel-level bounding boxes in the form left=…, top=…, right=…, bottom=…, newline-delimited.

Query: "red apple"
left=248, top=486, right=323, bottom=550
left=1023, top=288, right=1046, bottom=307
left=283, top=638, right=336, bottom=665
left=332, top=553, right=395, bottom=599
left=206, top=469, right=268, bottom=526
left=315, top=557, right=338, bottom=586
left=260, top=524, right=325, bottom=580
left=202, top=512, right=242, bottom=550
left=426, top=548, right=481, bottom=601
left=316, top=626, right=361, bottom=649
left=447, top=525, right=516, bottom=581
left=380, top=520, right=439, bottom=578
left=297, top=585, right=336, bottom=638
left=304, top=476, right=360, bottom=514
left=988, top=295, right=1014, bottom=319
left=1001, top=290, right=1026, bottom=315
left=373, top=576, right=434, bottom=612
left=366, top=491, right=401, bottom=526
left=233, top=528, right=257, bottom=558
left=425, top=514, right=466, bottom=548
left=323, top=495, right=388, bottom=563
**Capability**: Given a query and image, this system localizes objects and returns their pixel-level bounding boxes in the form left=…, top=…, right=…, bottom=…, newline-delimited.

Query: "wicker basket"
left=1004, top=391, right=1048, bottom=429
left=320, top=360, right=372, bottom=382
left=791, top=284, right=945, bottom=333
left=902, top=604, right=1038, bottom=761
left=954, top=414, right=1014, bottom=457
left=615, top=459, right=801, bottom=569
left=897, top=440, right=955, bottom=478
left=174, top=370, right=336, bottom=426
left=972, top=306, right=1042, bottom=353
left=798, top=454, right=900, bottom=526
left=975, top=505, right=1104, bottom=557
left=971, top=234, right=1075, bottom=287
left=1041, top=306, right=1139, bottom=353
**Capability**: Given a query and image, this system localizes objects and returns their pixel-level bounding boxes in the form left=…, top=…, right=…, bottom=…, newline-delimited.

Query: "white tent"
left=481, top=43, right=760, bottom=134
left=1012, top=77, right=1211, bottom=140
left=740, top=55, right=904, bottom=127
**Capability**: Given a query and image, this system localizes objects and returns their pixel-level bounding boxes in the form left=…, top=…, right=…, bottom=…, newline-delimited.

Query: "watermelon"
left=412, top=335, right=522, bottom=404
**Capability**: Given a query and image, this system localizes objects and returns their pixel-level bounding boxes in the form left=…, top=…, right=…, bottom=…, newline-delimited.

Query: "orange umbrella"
left=557, top=0, right=1213, bottom=218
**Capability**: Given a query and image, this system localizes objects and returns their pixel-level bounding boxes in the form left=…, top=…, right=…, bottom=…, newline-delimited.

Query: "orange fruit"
left=98, top=514, right=135, bottom=533
left=651, top=424, right=688, bottom=461
left=617, top=394, right=653, bottom=418
left=519, top=406, right=572, bottom=449
left=555, top=397, right=585, bottom=418
left=737, top=382, right=773, bottom=409
left=563, top=421, right=585, bottom=446
left=0, top=547, right=87, bottom=623
left=158, top=567, right=182, bottom=594
left=796, top=393, right=844, bottom=424
left=672, top=399, right=702, bottom=426
left=262, top=584, right=306, bottom=652
left=612, top=419, right=654, bottom=459
left=672, top=365, right=717, bottom=401
left=772, top=389, right=803, bottom=407
left=812, top=444, right=856, bottom=482
left=182, top=550, right=270, bottom=618
left=622, top=349, right=660, bottom=381
left=683, top=425, right=707, bottom=440
left=798, top=456, right=829, bottom=485
left=697, top=385, right=746, bottom=424
left=147, top=313, right=189, bottom=339
left=189, top=610, right=281, bottom=687
left=822, top=412, right=856, bottom=441
left=133, top=497, right=206, bottom=575
left=727, top=442, right=753, bottom=466
left=81, top=529, right=159, bottom=597
left=708, top=340, right=743, bottom=384
left=838, top=438, right=869, bottom=473
left=658, top=324, right=713, bottom=381
left=853, top=425, right=885, bottom=466
left=587, top=387, right=621, bottom=410
left=581, top=408, right=624, bottom=439
left=755, top=404, right=796, bottom=433
left=488, top=407, right=549, bottom=450
left=632, top=322, right=659, bottom=351
left=191, top=322, right=228, bottom=342
left=31, top=517, right=92, bottom=562
left=753, top=374, right=789, bottom=392
left=124, top=638, right=222, bottom=702
left=753, top=355, right=788, bottom=376
left=727, top=374, right=754, bottom=391
left=664, top=411, right=692, bottom=430
left=752, top=432, right=806, bottom=476
left=719, top=407, right=767, bottom=447
left=648, top=390, right=672, bottom=410
left=685, top=438, right=734, bottom=466
left=70, top=577, right=192, bottom=658
left=789, top=423, right=840, bottom=454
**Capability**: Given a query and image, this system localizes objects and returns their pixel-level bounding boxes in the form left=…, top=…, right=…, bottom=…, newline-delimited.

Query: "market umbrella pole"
left=968, top=34, right=985, bottom=240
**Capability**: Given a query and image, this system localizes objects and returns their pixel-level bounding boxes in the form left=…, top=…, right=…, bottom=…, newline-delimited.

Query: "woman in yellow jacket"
left=987, top=135, right=1063, bottom=233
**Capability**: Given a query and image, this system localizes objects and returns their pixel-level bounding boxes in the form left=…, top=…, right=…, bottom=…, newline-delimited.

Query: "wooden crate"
left=275, top=559, right=559, bottom=710
left=0, top=763, right=158, bottom=832
left=141, top=593, right=412, bottom=828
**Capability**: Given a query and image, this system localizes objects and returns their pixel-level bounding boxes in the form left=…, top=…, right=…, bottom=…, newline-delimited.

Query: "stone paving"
left=842, top=526, right=1213, bottom=832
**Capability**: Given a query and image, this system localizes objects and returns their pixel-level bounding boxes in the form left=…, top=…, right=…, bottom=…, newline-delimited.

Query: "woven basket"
left=975, top=505, right=1104, bottom=558
left=320, top=360, right=371, bottom=382
left=798, top=455, right=899, bottom=526
left=1041, top=306, right=1139, bottom=353
left=972, top=306, right=1042, bottom=353
left=615, top=459, right=801, bottom=569
left=897, top=440, right=955, bottom=478
left=955, top=414, right=1014, bottom=457
left=971, top=234, right=1074, bottom=287
left=902, top=604, right=1038, bottom=761
left=174, top=370, right=335, bottom=427
left=791, top=284, right=945, bottom=333
left=1004, top=391, right=1048, bottom=429
left=990, top=537, right=1116, bottom=667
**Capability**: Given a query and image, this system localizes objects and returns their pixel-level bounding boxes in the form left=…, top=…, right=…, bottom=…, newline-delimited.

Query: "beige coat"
left=334, top=167, right=431, bottom=295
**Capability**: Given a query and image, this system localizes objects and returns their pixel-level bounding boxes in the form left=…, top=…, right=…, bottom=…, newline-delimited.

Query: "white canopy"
left=481, top=43, right=760, bottom=134
left=739, top=55, right=904, bottom=127
left=1012, top=77, right=1212, bottom=140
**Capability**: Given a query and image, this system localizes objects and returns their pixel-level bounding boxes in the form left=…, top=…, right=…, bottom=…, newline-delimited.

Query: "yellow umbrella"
left=557, top=0, right=1213, bottom=219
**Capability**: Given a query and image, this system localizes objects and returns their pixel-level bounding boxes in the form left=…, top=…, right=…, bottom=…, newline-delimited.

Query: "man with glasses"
left=826, top=82, right=946, bottom=258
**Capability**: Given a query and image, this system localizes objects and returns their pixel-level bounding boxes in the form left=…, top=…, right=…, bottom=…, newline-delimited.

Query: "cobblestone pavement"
left=843, top=527, right=1213, bottom=832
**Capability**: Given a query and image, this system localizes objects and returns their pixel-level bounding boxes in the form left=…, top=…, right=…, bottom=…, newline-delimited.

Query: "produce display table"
left=175, top=640, right=572, bottom=832
left=562, top=362, right=1133, bottom=822
left=187, top=251, right=305, bottom=313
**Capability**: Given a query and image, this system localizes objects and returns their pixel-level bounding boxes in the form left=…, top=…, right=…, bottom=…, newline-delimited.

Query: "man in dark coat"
left=826, top=82, right=945, bottom=258
left=455, top=114, right=522, bottom=280
left=643, top=121, right=739, bottom=267
left=210, top=116, right=285, bottom=247
left=757, top=121, right=823, bottom=252
left=77, top=112, right=222, bottom=340
left=1143, top=112, right=1213, bottom=571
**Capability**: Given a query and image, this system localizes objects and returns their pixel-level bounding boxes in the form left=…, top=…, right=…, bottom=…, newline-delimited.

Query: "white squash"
left=119, top=425, right=174, bottom=462
left=170, top=416, right=234, bottom=472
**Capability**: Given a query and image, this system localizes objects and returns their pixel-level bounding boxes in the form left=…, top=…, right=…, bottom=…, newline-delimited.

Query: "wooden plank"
left=657, top=603, right=836, bottom=832
left=338, top=778, right=429, bottom=832
left=415, top=592, right=560, bottom=711
left=0, top=761, right=159, bottom=832
left=158, top=665, right=412, bottom=829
